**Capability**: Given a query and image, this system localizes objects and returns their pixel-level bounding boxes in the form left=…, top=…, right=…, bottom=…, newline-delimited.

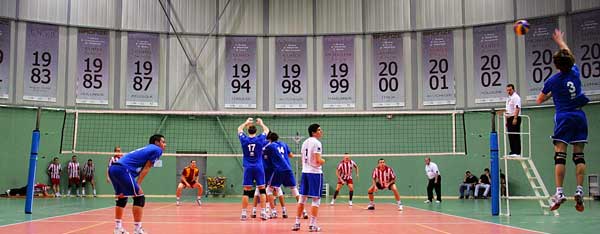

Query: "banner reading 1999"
left=524, top=17, right=557, bottom=100
left=572, top=10, right=600, bottom=95
left=0, top=19, right=10, bottom=99
left=372, top=33, right=404, bottom=107
left=473, top=24, right=508, bottom=103
left=275, top=37, right=307, bottom=109
left=422, top=30, right=455, bottom=105
left=323, top=36, right=355, bottom=108
left=76, top=29, right=109, bottom=105
left=24, top=23, right=59, bottom=102
left=225, top=37, right=257, bottom=108
left=126, top=32, right=159, bottom=107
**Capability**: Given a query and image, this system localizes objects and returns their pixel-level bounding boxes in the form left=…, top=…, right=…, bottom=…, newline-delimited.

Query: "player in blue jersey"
left=238, top=117, right=270, bottom=220
left=263, top=132, right=301, bottom=219
left=251, top=144, right=275, bottom=218
left=536, top=29, right=589, bottom=212
left=109, top=134, right=166, bottom=234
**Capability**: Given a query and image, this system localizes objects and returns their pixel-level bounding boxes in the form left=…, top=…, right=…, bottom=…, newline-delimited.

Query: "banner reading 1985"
left=76, top=29, right=109, bottom=105
left=372, top=33, right=404, bottom=107
left=524, top=17, right=558, bottom=100
left=126, top=32, right=159, bottom=107
left=24, top=23, right=59, bottom=102
left=0, top=19, right=10, bottom=99
left=572, top=10, right=600, bottom=95
left=275, top=37, right=307, bottom=109
left=225, top=37, right=257, bottom=108
left=422, top=30, right=455, bottom=105
left=323, top=36, right=355, bottom=108
left=473, top=24, right=508, bottom=103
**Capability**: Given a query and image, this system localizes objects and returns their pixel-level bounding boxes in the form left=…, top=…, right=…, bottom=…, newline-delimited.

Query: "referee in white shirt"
left=424, top=157, right=441, bottom=203
left=505, top=84, right=521, bottom=156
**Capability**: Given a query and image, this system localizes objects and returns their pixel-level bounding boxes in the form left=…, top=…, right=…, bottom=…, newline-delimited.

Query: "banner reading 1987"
left=77, top=29, right=109, bottom=105
left=524, top=17, right=558, bottom=100
left=0, top=19, right=10, bottom=99
left=422, top=30, right=455, bottom=105
left=323, top=36, right=355, bottom=108
left=473, top=24, right=508, bottom=103
left=275, top=37, right=307, bottom=109
left=24, top=23, right=59, bottom=102
left=372, top=33, right=404, bottom=107
left=572, top=10, right=600, bottom=95
left=225, top=37, right=257, bottom=108
left=126, top=32, right=160, bottom=107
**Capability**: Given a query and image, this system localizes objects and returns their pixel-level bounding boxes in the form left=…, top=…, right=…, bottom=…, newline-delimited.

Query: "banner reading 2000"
left=225, top=37, right=257, bottom=108
left=126, top=32, right=159, bottom=107
left=422, top=30, right=455, bottom=106
left=323, top=36, right=355, bottom=108
left=372, top=33, right=404, bottom=107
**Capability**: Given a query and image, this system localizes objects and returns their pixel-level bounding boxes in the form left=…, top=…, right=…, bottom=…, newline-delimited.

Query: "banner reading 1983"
left=372, top=33, right=404, bottom=107
left=572, top=10, right=600, bottom=95
left=275, top=37, right=307, bottom=109
left=225, top=37, right=257, bottom=108
left=524, top=17, right=558, bottom=100
left=126, top=32, right=159, bottom=106
left=24, top=23, right=59, bottom=102
left=0, top=19, right=10, bottom=99
left=473, top=24, right=508, bottom=103
left=323, top=36, right=355, bottom=108
left=422, top=30, right=455, bottom=105
left=76, top=29, right=109, bottom=105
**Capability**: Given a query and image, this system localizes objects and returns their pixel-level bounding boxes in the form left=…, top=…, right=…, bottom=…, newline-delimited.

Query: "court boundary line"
left=61, top=221, right=108, bottom=234
left=0, top=206, right=113, bottom=228
left=415, top=223, right=452, bottom=234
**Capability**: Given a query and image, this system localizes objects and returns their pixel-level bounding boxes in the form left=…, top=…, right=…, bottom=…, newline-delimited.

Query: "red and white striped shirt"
left=108, top=156, right=120, bottom=167
left=372, top=166, right=396, bottom=184
left=83, top=163, right=95, bottom=177
left=67, top=161, right=80, bottom=178
left=337, top=160, right=357, bottom=180
left=48, top=163, right=61, bottom=179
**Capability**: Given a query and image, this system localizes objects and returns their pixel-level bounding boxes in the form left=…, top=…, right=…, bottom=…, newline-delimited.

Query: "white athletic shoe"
left=271, top=210, right=278, bottom=219
left=550, top=193, right=567, bottom=211
left=133, top=227, right=146, bottom=234
left=330, top=199, right=335, bottom=205
left=196, top=199, right=202, bottom=206
left=260, top=211, right=268, bottom=220
left=435, top=200, right=441, bottom=204
left=282, top=210, right=288, bottom=218
left=176, top=200, right=181, bottom=206
left=348, top=201, right=353, bottom=206
left=424, top=200, right=431, bottom=204
left=367, top=204, right=375, bottom=210
left=575, top=190, right=585, bottom=212
left=309, top=225, right=322, bottom=232
left=241, top=212, right=248, bottom=221
left=291, top=223, right=301, bottom=231
left=114, top=227, right=129, bottom=234
left=398, top=204, right=403, bottom=211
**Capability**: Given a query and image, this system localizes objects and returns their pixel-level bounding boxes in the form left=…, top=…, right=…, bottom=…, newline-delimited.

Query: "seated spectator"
left=474, top=168, right=491, bottom=199
left=458, top=171, right=478, bottom=199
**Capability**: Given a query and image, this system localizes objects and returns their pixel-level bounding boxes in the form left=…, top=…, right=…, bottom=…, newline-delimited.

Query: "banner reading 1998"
left=0, top=19, right=10, bottom=99
left=76, top=29, right=109, bottom=105
left=524, top=17, right=558, bottom=100
left=572, top=10, right=600, bottom=95
left=323, top=36, right=355, bottom=108
left=372, top=33, right=404, bottom=107
left=24, top=23, right=59, bottom=102
left=225, top=37, right=257, bottom=108
left=422, top=30, right=455, bottom=105
left=473, top=24, right=508, bottom=103
left=126, top=32, right=159, bottom=106
left=275, top=37, right=307, bottom=109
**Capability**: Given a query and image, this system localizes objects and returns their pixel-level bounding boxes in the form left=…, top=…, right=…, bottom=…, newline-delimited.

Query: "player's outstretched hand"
left=256, top=118, right=263, bottom=125
left=552, top=29, right=564, bottom=45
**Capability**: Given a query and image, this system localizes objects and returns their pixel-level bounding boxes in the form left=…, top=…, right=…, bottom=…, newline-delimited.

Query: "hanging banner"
left=23, top=23, right=59, bottom=102
left=275, top=37, right=307, bottom=109
left=372, top=33, right=404, bottom=107
left=422, top=30, right=455, bottom=105
left=76, top=29, right=109, bottom=105
left=0, top=19, right=10, bottom=99
left=572, top=10, right=600, bottom=95
left=225, top=37, right=257, bottom=108
left=524, top=17, right=558, bottom=100
left=126, top=32, right=159, bottom=106
left=473, top=24, right=508, bottom=103
left=323, top=36, right=355, bottom=108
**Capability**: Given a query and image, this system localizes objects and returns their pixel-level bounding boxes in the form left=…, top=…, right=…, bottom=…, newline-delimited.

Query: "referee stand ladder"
left=497, top=114, right=558, bottom=216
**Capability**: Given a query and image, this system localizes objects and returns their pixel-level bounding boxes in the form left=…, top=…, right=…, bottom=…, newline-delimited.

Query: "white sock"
left=134, top=222, right=142, bottom=231
left=93, top=189, right=96, bottom=195
left=310, top=217, right=317, bottom=226
left=242, top=208, right=247, bottom=214
left=115, top=219, right=122, bottom=229
left=197, top=196, right=202, bottom=200
left=556, top=187, right=563, bottom=195
left=176, top=197, right=180, bottom=200
left=397, top=200, right=402, bottom=205
left=282, top=207, right=287, bottom=212
left=82, top=188, right=85, bottom=195
left=295, top=217, right=301, bottom=224
left=252, top=207, right=256, bottom=213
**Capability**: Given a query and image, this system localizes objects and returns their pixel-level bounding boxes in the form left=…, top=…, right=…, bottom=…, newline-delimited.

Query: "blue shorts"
left=264, top=168, right=274, bottom=186
left=270, top=170, right=297, bottom=188
left=299, top=173, right=323, bottom=198
left=108, top=164, right=142, bottom=197
left=553, top=110, right=588, bottom=144
left=243, top=167, right=265, bottom=187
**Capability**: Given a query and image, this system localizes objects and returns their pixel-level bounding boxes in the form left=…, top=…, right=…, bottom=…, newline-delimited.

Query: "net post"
left=452, top=113, right=456, bottom=154
left=72, top=111, right=79, bottom=151
left=25, top=107, right=41, bottom=214
left=490, top=108, right=500, bottom=216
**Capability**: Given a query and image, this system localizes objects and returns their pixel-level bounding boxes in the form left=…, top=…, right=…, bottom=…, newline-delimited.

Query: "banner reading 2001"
left=225, top=37, right=257, bottom=108
left=275, top=37, right=307, bottom=109
left=473, top=24, right=508, bottom=103
left=77, top=29, right=109, bottom=105
left=524, top=17, right=558, bottom=100
left=0, top=19, right=10, bottom=99
left=126, top=32, right=160, bottom=106
left=572, top=10, right=600, bottom=95
left=422, top=30, right=455, bottom=105
left=372, top=33, right=404, bottom=107
left=323, top=36, right=355, bottom=108
left=24, top=23, right=59, bottom=102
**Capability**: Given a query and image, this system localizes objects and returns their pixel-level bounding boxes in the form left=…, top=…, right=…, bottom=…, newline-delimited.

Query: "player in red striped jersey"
left=331, top=153, right=359, bottom=206
left=67, top=155, right=81, bottom=197
left=47, top=157, right=62, bottom=197
left=107, top=146, right=123, bottom=184
left=82, top=159, right=96, bottom=197
left=367, top=158, right=403, bottom=211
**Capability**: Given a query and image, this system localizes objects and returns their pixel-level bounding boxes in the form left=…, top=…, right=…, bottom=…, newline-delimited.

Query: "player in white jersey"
left=81, top=159, right=96, bottom=197
left=107, top=146, right=123, bottom=184
left=67, top=155, right=81, bottom=197
left=293, top=124, right=325, bottom=232
left=47, top=157, right=62, bottom=197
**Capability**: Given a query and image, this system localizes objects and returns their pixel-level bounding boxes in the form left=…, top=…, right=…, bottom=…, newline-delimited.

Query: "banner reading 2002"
left=422, top=30, right=455, bottom=106
left=323, top=36, right=355, bottom=108
left=473, top=24, right=508, bottom=103
left=225, top=37, right=257, bottom=108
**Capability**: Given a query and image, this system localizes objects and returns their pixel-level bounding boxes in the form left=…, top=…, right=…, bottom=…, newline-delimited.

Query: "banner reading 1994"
left=275, top=37, right=307, bottom=109
left=225, top=37, right=257, bottom=108
left=572, top=10, right=600, bottom=95
left=323, top=36, right=355, bottom=108
left=372, top=33, right=404, bottom=107
left=126, top=32, right=159, bottom=106
left=0, top=19, right=10, bottom=99
left=524, top=17, right=558, bottom=100
left=422, top=30, right=455, bottom=105
left=473, top=24, right=508, bottom=103
left=24, top=23, right=59, bottom=102
left=76, top=29, right=109, bottom=105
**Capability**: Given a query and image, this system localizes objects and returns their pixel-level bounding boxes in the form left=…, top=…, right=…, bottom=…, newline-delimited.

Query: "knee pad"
left=368, top=192, right=373, bottom=195
left=133, top=196, right=145, bottom=207
left=266, top=187, right=274, bottom=196
left=277, top=187, right=284, bottom=197
left=115, top=197, right=127, bottom=208
left=573, top=153, right=586, bottom=165
left=555, top=152, right=567, bottom=165
left=290, top=187, right=299, bottom=197
left=311, top=197, right=321, bottom=207
left=298, top=195, right=307, bottom=204
left=259, top=188, right=267, bottom=195
left=243, top=190, right=254, bottom=197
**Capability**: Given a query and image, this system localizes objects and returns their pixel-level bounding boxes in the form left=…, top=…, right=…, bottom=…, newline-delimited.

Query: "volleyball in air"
left=514, top=20, right=530, bottom=36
